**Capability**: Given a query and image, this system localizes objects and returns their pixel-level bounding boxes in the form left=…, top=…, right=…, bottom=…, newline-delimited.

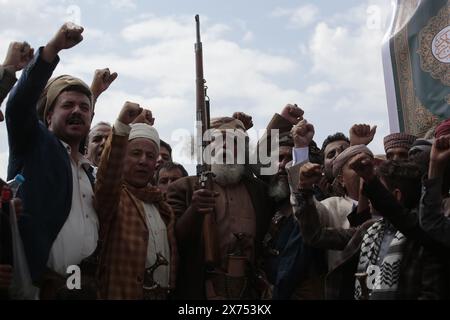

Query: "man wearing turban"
left=167, top=115, right=274, bottom=300
left=5, top=23, right=99, bottom=299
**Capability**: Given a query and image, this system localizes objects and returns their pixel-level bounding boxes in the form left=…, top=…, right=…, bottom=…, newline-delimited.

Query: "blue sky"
left=0, top=0, right=394, bottom=176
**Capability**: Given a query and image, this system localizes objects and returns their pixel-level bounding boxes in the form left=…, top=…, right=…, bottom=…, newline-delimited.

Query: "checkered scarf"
left=355, top=219, right=406, bottom=300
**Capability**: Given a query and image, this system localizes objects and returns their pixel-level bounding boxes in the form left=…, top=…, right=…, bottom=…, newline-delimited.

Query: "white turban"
left=129, top=123, right=160, bottom=152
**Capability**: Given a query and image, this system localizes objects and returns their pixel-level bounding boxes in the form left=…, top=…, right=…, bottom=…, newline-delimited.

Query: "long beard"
left=268, top=175, right=290, bottom=202
left=211, top=164, right=245, bottom=186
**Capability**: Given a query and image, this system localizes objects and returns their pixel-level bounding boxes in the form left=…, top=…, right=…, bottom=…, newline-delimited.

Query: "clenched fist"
left=349, top=124, right=377, bottom=146
left=281, top=104, right=304, bottom=125
left=43, top=22, right=84, bottom=63
left=118, top=101, right=143, bottom=125
left=190, top=189, right=218, bottom=214
left=292, top=119, right=315, bottom=148
left=232, top=112, right=253, bottom=130
left=132, top=109, right=155, bottom=126
left=91, top=68, right=118, bottom=101
left=2, top=41, right=34, bottom=72
left=348, top=153, right=375, bottom=181
left=299, top=162, right=322, bottom=189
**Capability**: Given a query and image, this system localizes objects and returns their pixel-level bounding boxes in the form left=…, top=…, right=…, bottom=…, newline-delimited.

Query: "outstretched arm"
left=94, top=102, right=142, bottom=225
left=6, top=23, right=84, bottom=157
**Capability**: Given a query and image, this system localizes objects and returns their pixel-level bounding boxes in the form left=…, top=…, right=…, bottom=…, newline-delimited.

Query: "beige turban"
left=38, top=75, right=93, bottom=125
left=129, top=123, right=160, bottom=152
left=332, top=144, right=374, bottom=177
left=210, top=117, right=246, bottom=131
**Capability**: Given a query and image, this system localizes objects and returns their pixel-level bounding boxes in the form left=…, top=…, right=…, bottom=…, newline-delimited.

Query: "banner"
left=382, top=0, right=449, bottom=137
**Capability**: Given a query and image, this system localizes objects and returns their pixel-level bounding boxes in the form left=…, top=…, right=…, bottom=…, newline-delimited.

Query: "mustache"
left=66, top=114, right=85, bottom=125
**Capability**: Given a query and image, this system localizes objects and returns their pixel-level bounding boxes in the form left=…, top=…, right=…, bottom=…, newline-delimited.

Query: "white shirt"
left=46, top=141, right=99, bottom=276
left=292, top=147, right=309, bottom=165
left=143, top=203, right=170, bottom=288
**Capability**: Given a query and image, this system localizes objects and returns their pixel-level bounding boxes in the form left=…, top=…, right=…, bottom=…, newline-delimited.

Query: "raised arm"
left=0, top=41, right=34, bottom=109
left=295, top=162, right=356, bottom=250
left=90, top=68, right=118, bottom=110
left=419, top=135, right=450, bottom=247
left=6, top=23, right=83, bottom=155
left=94, top=102, right=142, bottom=225
left=349, top=153, right=450, bottom=254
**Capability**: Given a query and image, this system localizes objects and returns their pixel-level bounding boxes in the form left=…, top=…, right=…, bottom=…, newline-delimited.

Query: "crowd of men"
left=0, top=22, right=449, bottom=300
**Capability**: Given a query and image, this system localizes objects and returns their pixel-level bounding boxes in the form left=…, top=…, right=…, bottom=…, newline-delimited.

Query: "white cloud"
left=272, top=4, right=319, bottom=28
left=295, top=1, right=391, bottom=154
left=242, top=31, right=254, bottom=42
left=0, top=0, right=394, bottom=171
left=110, top=0, right=136, bottom=10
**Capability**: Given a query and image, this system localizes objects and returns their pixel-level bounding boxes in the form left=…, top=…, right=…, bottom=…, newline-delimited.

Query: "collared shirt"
left=143, top=203, right=171, bottom=288
left=47, top=141, right=99, bottom=276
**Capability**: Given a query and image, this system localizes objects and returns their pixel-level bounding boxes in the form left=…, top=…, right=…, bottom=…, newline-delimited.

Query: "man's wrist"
left=2, top=65, right=16, bottom=76
left=429, top=161, right=445, bottom=179
left=42, top=43, right=60, bottom=63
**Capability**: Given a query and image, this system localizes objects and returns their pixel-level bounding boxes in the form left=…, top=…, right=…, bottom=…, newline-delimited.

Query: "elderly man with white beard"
left=166, top=117, right=275, bottom=300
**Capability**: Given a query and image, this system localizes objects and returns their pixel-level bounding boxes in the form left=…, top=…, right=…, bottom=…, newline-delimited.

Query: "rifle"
left=195, top=14, right=219, bottom=268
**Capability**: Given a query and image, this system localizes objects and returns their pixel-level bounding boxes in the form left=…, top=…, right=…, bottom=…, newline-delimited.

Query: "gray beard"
left=268, top=176, right=290, bottom=202
left=211, top=164, right=245, bottom=186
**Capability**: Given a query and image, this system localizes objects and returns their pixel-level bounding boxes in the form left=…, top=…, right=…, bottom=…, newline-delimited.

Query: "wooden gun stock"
left=195, top=15, right=219, bottom=268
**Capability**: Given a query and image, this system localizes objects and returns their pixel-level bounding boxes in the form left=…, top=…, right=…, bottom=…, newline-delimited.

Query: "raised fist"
left=232, top=112, right=253, bottom=130
left=2, top=41, right=34, bottom=72
left=91, top=68, right=118, bottom=100
left=292, top=119, right=315, bottom=148
left=349, top=124, right=377, bottom=146
left=430, top=134, right=450, bottom=166
left=281, top=104, right=304, bottom=125
left=348, top=153, right=375, bottom=181
left=299, top=162, right=322, bottom=189
left=132, top=109, right=155, bottom=126
left=118, top=101, right=143, bottom=125
left=48, top=22, right=84, bottom=52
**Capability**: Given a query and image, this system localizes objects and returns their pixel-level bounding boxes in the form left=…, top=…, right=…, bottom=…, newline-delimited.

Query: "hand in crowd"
left=429, top=134, right=450, bottom=179
left=292, top=119, right=315, bottom=148
left=281, top=104, right=304, bottom=125
left=232, top=112, right=253, bottom=130
left=190, top=189, right=218, bottom=214
left=298, top=162, right=322, bottom=190
left=43, top=22, right=84, bottom=62
left=348, top=153, right=375, bottom=182
left=91, top=68, right=118, bottom=101
left=349, top=124, right=377, bottom=146
left=118, top=101, right=143, bottom=125
left=2, top=41, right=34, bottom=73
left=132, top=109, right=155, bottom=126
left=0, top=265, right=12, bottom=289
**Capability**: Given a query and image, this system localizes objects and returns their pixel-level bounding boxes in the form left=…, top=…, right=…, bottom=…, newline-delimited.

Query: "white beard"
left=211, top=164, right=245, bottom=186
left=268, top=176, right=290, bottom=202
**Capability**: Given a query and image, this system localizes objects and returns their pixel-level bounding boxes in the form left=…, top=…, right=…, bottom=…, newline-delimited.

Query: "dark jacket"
left=6, top=48, right=74, bottom=284
left=419, top=177, right=450, bottom=248
left=166, top=174, right=274, bottom=299
left=324, top=178, right=449, bottom=299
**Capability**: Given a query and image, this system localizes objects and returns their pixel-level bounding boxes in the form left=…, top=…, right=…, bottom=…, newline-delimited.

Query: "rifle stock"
left=195, top=15, right=219, bottom=268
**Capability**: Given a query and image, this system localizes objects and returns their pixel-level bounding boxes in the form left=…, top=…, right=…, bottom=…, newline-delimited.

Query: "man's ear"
left=46, top=111, right=53, bottom=127
left=336, top=174, right=344, bottom=187
left=393, top=188, right=402, bottom=203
